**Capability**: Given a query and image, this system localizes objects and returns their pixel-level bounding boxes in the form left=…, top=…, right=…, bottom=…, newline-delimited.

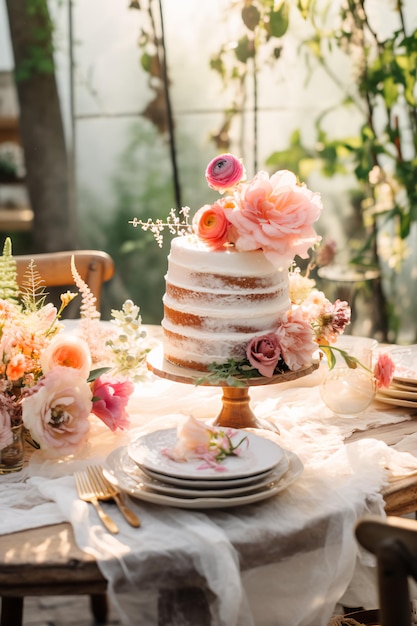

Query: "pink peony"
left=224, top=170, right=322, bottom=268
left=21, top=366, right=92, bottom=455
left=205, top=153, right=245, bottom=192
left=192, top=202, right=232, bottom=249
left=275, top=308, right=317, bottom=370
left=91, top=377, right=134, bottom=431
left=247, top=333, right=282, bottom=377
left=374, top=353, right=395, bottom=389
left=40, top=334, right=92, bottom=379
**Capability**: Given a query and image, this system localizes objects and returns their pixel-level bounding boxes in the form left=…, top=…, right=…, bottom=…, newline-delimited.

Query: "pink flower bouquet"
left=0, top=239, right=149, bottom=460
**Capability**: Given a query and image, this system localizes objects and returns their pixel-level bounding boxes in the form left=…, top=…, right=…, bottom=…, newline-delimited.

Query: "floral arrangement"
left=162, top=415, right=248, bottom=472
left=0, top=238, right=150, bottom=460
left=132, top=152, right=323, bottom=271
left=131, top=153, right=395, bottom=389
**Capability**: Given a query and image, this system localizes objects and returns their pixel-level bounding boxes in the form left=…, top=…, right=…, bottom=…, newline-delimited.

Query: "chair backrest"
left=356, top=515, right=417, bottom=626
left=14, top=250, right=114, bottom=312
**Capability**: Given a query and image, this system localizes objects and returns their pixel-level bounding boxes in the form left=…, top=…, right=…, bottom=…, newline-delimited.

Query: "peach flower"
left=5, top=354, right=26, bottom=382
left=275, top=308, right=317, bottom=370
left=192, top=203, right=232, bottom=249
left=224, top=170, right=322, bottom=268
left=205, top=153, right=245, bottom=192
left=40, top=334, right=92, bottom=379
left=21, top=366, right=92, bottom=455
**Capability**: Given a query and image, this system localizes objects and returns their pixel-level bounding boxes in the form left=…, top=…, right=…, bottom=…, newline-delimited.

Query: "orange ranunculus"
left=192, top=203, right=231, bottom=250
left=40, top=334, right=92, bottom=379
left=5, top=353, right=26, bottom=382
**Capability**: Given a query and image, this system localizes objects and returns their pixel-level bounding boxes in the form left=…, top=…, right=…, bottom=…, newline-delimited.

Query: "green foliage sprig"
left=0, top=238, right=19, bottom=304
left=195, top=357, right=289, bottom=387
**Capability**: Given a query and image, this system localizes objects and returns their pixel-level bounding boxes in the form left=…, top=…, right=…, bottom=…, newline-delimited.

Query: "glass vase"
left=0, top=422, right=25, bottom=474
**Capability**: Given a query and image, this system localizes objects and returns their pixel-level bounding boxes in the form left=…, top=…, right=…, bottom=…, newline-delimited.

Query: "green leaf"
left=269, top=2, right=290, bottom=38
left=87, top=367, right=112, bottom=383
left=242, top=4, right=261, bottom=31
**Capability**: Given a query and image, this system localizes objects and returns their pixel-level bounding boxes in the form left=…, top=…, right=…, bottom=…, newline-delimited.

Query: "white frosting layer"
left=162, top=236, right=290, bottom=369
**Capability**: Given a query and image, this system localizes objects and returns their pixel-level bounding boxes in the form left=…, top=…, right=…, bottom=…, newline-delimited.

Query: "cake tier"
left=161, top=236, right=290, bottom=371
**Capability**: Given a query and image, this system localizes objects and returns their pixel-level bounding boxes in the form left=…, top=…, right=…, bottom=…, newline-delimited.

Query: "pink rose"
left=246, top=333, right=282, bottom=377
left=91, top=377, right=134, bottom=431
left=40, top=334, right=92, bottom=379
left=374, top=353, right=395, bottom=389
left=224, top=170, right=322, bottom=268
left=192, top=203, right=232, bottom=249
left=205, top=153, right=245, bottom=192
left=275, top=308, right=317, bottom=370
left=21, top=366, right=92, bottom=455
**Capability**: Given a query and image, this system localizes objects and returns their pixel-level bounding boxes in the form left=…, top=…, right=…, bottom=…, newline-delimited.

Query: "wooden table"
left=1, top=413, right=416, bottom=626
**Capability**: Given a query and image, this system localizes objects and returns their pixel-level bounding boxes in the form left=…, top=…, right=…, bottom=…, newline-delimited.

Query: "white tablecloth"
left=2, top=364, right=417, bottom=626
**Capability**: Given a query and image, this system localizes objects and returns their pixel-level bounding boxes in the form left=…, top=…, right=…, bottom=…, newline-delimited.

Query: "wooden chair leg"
left=378, top=539, right=412, bottom=626
left=89, top=593, right=108, bottom=624
left=1, top=596, right=23, bottom=626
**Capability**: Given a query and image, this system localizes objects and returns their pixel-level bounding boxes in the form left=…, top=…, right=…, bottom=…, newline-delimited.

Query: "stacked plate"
left=376, top=345, right=417, bottom=409
left=103, top=427, right=303, bottom=509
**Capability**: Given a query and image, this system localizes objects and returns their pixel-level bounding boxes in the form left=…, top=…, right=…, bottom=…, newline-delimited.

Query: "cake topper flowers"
left=131, top=152, right=322, bottom=270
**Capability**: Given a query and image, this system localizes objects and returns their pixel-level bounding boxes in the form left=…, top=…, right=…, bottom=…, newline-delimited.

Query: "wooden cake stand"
left=147, top=346, right=319, bottom=431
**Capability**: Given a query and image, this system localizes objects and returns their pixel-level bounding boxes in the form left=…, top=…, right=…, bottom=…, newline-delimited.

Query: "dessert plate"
left=128, top=427, right=284, bottom=481
left=139, top=464, right=278, bottom=489
left=377, top=387, right=417, bottom=401
left=104, top=447, right=290, bottom=498
left=375, top=394, right=417, bottom=409
left=390, top=346, right=417, bottom=385
left=104, top=447, right=303, bottom=509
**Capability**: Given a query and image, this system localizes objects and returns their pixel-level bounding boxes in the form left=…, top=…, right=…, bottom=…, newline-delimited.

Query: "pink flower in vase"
left=205, top=153, right=245, bottom=192
left=91, top=377, right=134, bottom=431
left=374, top=353, right=395, bottom=388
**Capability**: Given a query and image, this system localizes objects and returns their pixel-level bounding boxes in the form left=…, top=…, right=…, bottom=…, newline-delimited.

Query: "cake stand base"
left=213, top=386, right=277, bottom=431
left=147, top=346, right=319, bottom=431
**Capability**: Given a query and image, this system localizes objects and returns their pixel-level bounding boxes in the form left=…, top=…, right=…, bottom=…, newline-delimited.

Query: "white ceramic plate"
left=128, top=427, right=284, bottom=481
left=104, top=447, right=303, bottom=509
left=104, top=447, right=290, bottom=498
left=390, top=346, right=417, bottom=385
left=139, top=464, right=278, bottom=488
left=377, top=387, right=417, bottom=401
left=375, top=394, right=417, bottom=409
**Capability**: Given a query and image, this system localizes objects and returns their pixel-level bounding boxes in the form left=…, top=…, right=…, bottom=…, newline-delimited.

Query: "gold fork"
left=87, top=465, right=141, bottom=528
left=74, top=469, right=119, bottom=534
